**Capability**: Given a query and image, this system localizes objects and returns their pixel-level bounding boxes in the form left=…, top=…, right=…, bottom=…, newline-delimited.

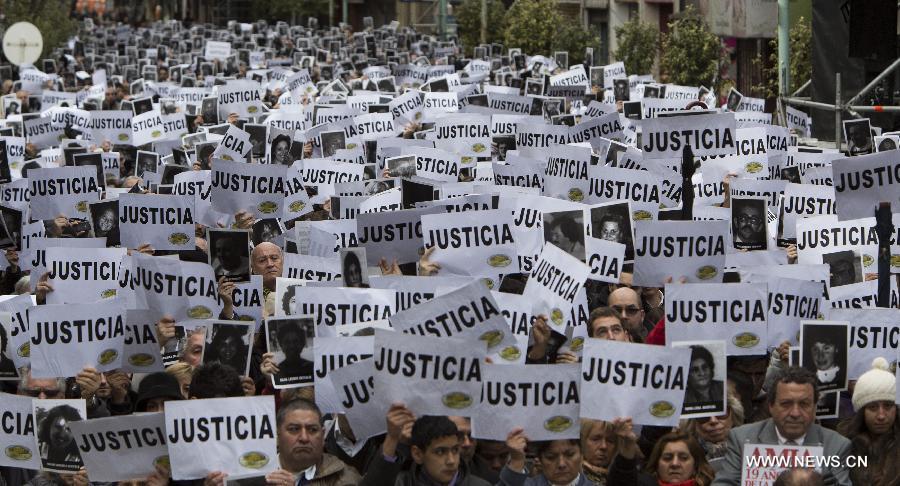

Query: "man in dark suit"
left=712, top=367, right=852, bottom=486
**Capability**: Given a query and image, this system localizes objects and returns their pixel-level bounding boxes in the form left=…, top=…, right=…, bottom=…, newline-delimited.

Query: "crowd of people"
left=0, top=11, right=897, bottom=486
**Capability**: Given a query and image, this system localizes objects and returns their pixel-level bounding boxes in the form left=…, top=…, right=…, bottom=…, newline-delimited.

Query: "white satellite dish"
left=2, top=22, right=43, bottom=66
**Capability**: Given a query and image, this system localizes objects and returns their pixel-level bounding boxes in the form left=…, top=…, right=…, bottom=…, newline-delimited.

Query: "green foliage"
left=752, top=17, right=812, bottom=98
left=503, top=0, right=562, bottom=58
left=256, top=0, right=330, bottom=22
left=1, top=0, right=76, bottom=60
left=552, top=23, right=600, bottom=66
left=456, top=0, right=507, bottom=56
left=659, top=6, right=724, bottom=88
left=614, top=18, right=658, bottom=76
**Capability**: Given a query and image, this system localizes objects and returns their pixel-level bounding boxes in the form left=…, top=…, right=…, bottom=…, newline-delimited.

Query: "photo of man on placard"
left=730, top=197, right=767, bottom=251
left=208, top=229, right=251, bottom=282
left=822, top=250, right=862, bottom=288
left=843, top=118, right=873, bottom=156
left=726, top=87, right=743, bottom=112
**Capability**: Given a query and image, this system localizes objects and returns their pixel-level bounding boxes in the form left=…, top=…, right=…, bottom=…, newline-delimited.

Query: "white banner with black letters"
left=632, top=220, right=729, bottom=287
left=118, top=193, right=195, bottom=251
left=69, top=412, right=168, bottom=483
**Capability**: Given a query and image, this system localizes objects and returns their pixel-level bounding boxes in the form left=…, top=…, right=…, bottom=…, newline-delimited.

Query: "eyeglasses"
left=736, top=215, right=762, bottom=226
left=697, top=410, right=730, bottom=424
left=611, top=305, right=642, bottom=316
left=20, top=387, right=63, bottom=398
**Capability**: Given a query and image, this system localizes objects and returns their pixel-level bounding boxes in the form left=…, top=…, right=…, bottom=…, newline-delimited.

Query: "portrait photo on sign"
left=0, top=205, right=22, bottom=250
left=543, top=209, right=586, bottom=262
left=800, top=321, right=849, bottom=392
left=874, top=134, right=899, bottom=152
left=136, top=150, right=159, bottom=177
left=251, top=218, right=284, bottom=247
left=202, top=321, right=254, bottom=376
left=725, top=87, right=743, bottom=112
left=268, top=132, right=292, bottom=166
left=590, top=201, right=634, bottom=261
left=730, top=197, right=768, bottom=250
left=386, top=155, right=416, bottom=178
left=0, top=315, right=18, bottom=379
left=613, top=78, right=630, bottom=102
left=162, top=325, right=199, bottom=366
left=672, top=340, right=727, bottom=418
left=340, top=247, right=369, bottom=288
left=265, top=317, right=316, bottom=388
left=320, top=130, right=346, bottom=158
left=779, top=165, right=801, bottom=184
left=33, top=399, right=86, bottom=473
left=843, top=118, right=873, bottom=156
left=821, top=250, right=863, bottom=288
left=89, top=200, right=120, bottom=246
left=208, top=229, right=251, bottom=282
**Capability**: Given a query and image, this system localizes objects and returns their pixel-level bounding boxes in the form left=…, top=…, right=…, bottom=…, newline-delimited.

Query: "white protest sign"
left=740, top=443, right=824, bottom=486
left=586, top=165, right=661, bottom=220
left=89, top=110, right=133, bottom=144
left=122, top=309, right=164, bottom=373
left=217, top=80, right=265, bottom=118
left=632, top=220, right=729, bottom=287
left=389, top=90, right=424, bottom=124
left=0, top=392, right=41, bottom=470
left=211, top=125, right=252, bottom=162
left=165, top=396, right=277, bottom=480
left=211, top=159, right=286, bottom=219
left=45, top=247, right=126, bottom=304
left=581, top=339, right=690, bottom=426
left=542, top=145, right=592, bottom=202
left=744, top=274, right=824, bottom=346
left=123, top=253, right=221, bottom=325
left=24, top=116, right=64, bottom=149
left=584, top=236, right=625, bottom=284
left=285, top=69, right=317, bottom=100
left=28, top=166, right=101, bottom=220
left=521, top=243, right=591, bottom=329
left=780, top=183, right=836, bottom=240
left=204, top=41, right=232, bottom=61
left=351, top=113, right=398, bottom=142
left=664, top=283, right=768, bottom=356
left=474, top=363, right=580, bottom=441
left=373, top=329, right=485, bottom=417
left=69, top=413, right=168, bottom=482
left=641, top=113, right=737, bottom=160
left=434, top=115, right=491, bottom=158
left=786, top=106, right=812, bottom=138
left=29, top=301, right=126, bottom=378
left=314, top=336, right=374, bottom=413
left=293, top=287, right=395, bottom=336
left=515, top=122, right=570, bottom=149
left=569, top=112, right=625, bottom=146
left=602, top=62, right=626, bottom=89
left=827, top=308, right=900, bottom=380
left=422, top=209, right=519, bottom=286
left=118, top=193, right=195, bottom=251
left=356, top=206, right=441, bottom=266
left=327, top=359, right=388, bottom=442
left=550, top=65, right=589, bottom=87
left=131, top=110, right=166, bottom=146
left=795, top=215, right=879, bottom=269
left=832, top=151, right=900, bottom=221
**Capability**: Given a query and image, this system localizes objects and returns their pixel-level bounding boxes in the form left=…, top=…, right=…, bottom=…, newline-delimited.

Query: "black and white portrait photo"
left=201, top=97, right=219, bottom=125
left=780, top=166, right=801, bottom=184
left=202, top=321, right=254, bottom=376
left=674, top=341, right=727, bottom=417
left=245, top=123, right=268, bottom=159
left=843, top=118, right=873, bottom=156
left=725, top=87, right=743, bottom=112
left=492, top=135, right=515, bottom=161
left=589, top=67, right=603, bottom=88
left=194, top=142, right=216, bottom=171
left=208, top=229, right=251, bottom=282
left=89, top=200, right=120, bottom=246
left=269, top=133, right=292, bottom=166
left=875, top=135, right=899, bottom=152
left=590, top=201, right=635, bottom=261
left=643, top=85, right=660, bottom=99
left=613, top=78, right=630, bottom=102
left=0, top=316, right=17, bottom=379
left=265, top=317, right=315, bottom=388
left=33, top=399, right=86, bottom=473
left=0, top=139, right=10, bottom=184
left=386, top=155, right=416, bottom=178
left=822, top=250, right=862, bottom=288
left=136, top=150, right=159, bottom=177
left=800, top=321, right=849, bottom=392
left=623, top=101, right=642, bottom=121
left=251, top=218, right=283, bottom=247
left=0, top=205, right=22, bottom=250
left=543, top=210, right=586, bottom=262
left=730, top=197, right=767, bottom=250
left=320, top=130, right=346, bottom=158
left=340, top=247, right=369, bottom=288
left=131, top=96, right=153, bottom=116
left=525, top=79, right=543, bottom=96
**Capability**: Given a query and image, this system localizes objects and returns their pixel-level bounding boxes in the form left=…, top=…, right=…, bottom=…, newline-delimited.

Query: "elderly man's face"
left=812, top=341, right=837, bottom=370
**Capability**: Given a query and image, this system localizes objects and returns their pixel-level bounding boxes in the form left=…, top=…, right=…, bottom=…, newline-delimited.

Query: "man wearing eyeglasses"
left=608, top=287, right=652, bottom=342
left=731, top=198, right=767, bottom=250
left=17, top=366, right=65, bottom=399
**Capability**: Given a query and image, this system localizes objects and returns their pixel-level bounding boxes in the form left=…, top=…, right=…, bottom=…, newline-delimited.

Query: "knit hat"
left=134, top=372, right=184, bottom=412
left=851, top=357, right=897, bottom=411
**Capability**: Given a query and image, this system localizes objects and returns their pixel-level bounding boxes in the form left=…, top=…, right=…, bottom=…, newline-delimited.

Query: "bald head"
left=773, top=468, right=824, bottom=486
left=607, top=287, right=645, bottom=338
left=251, top=242, right=283, bottom=290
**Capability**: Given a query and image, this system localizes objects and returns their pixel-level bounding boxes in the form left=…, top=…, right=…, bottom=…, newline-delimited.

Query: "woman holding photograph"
left=838, top=358, right=900, bottom=486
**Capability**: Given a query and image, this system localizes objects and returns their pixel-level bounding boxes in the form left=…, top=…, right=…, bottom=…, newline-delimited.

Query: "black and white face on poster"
left=731, top=197, right=767, bottom=250
left=33, top=399, right=86, bottom=473
left=800, top=321, right=849, bottom=392
left=265, top=317, right=315, bottom=388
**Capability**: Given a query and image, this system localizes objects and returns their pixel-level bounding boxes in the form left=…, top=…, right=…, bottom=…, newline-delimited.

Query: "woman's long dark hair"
left=645, top=430, right=715, bottom=486
left=837, top=405, right=900, bottom=486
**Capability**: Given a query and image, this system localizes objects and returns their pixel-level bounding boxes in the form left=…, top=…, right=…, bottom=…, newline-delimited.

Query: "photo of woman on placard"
left=682, top=344, right=726, bottom=416
left=801, top=322, right=849, bottom=393
left=203, top=323, right=252, bottom=376
left=36, top=403, right=84, bottom=472
left=543, top=210, right=586, bottom=262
